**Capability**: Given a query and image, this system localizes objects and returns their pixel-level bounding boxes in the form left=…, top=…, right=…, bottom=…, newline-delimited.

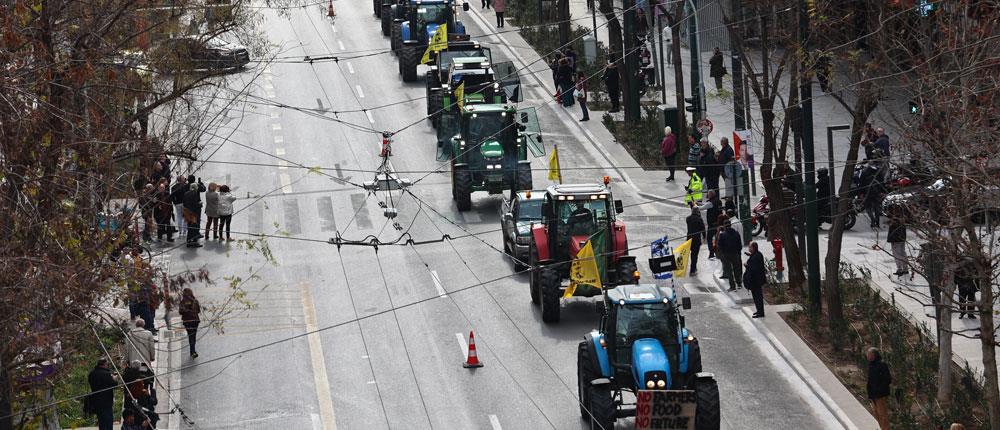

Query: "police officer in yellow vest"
left=685, top=166, right=703, bottom=205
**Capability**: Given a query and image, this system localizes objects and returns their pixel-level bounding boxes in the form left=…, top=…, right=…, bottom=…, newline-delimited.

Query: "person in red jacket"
left=661, top=126, right=677, bottom=182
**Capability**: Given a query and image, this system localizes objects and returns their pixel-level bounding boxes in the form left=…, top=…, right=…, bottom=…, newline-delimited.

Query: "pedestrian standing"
left=183, top=179, right=206, bottom=247
left=87, top=358, right=117, bottom=430
left=126, top=319, right=156, bottom=367
left=866, top=347, right=892, bottom=430
left=955, top=257, right=979, bottom=319
left=170, top=176, right=188, bottom=237
left=217, top=185, right=237, bottom=241
left=179, top=288, right=201, bottom=358
left=874, top=127, right=890, bottom=159
left=602, top=60, right=620, bottom=113
left=687, top=136, right=701, bottom=168
left=686, top=206, right=705, bottom=276
left=154, top=183, right=174, bottom=242
left=709, top=47, right=726, bottom=91
left=575, top=72, right=589, bottom=121
left=661, top=127, right=677, bottom=181
left=556, top=57, right=575, bottom=107
left=698, top=146, right=720, bottom=196
left=861, top=123, right=878, bottom=160
left=204, top=183, right=220, bottom=240
left=563, top=46, right=577, bottom=72
left=549, top=53, right=563, bottom=90
left=744, top=242, right=767, bottom=317
left=683, top=167, right=703, bottom=206
left=718, top=137, right=737, bottom=199
left=493, top=0, right=505, bottom=27
left=717, top=219, right=743, bottom=291
left=481, top=0, right=490, bottom=9
left=139, top=183, right=156, bottom=242
left=704, top=191, right=721, bottom=260
left=887, top=211, right=908, bottom=276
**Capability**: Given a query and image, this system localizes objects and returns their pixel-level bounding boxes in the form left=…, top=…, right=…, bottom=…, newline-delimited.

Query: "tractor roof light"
left=602, top=175, right=610, bottom=185
left=618, top=299, right=625, bottom=306
left=590, top=195, right=599, bottom=200
left=632, top=271, right=641, bottom=281
left=525, top=191, right=531, bottom=198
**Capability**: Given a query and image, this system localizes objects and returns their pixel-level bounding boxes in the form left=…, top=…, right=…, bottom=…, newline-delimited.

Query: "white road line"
left=455, top=333, right=468, bottom=360
left=272, top=123, right=282, bottom=131
left=265, top=90, right=276, bottom=99
left=280, top=173, right=293, bottom=194
left=338, top=40, right=345, bottom=51
left=355, top=85, right=365, bottom=98
left=300, top=283, right=338, bottom=430
left=270, top=111, right=280, bottom=120
left=274, top=135, right=284, bottom=145
left=278, top=160, right=289, bottom=170
left=264, top=81, right=274, bottom=90
left=430, top=270, right=447, bottom=297
left=488, top=415, right=503, bottom=430
left=275, top=148, right=286, bottom=156
left=331, top=24, right=338, bottom=33
left=311, top=414, right=322, bottom=430
left=365, top=111, right=375, bottom=124
left=346, top=62, right=355, bottom=74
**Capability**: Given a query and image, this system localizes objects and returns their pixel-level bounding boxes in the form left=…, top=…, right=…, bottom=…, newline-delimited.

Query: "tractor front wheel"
left=617, top=259, right=638, bottom=285
left=694, top=378, right=721, bottom=430
left=390, top=22, right=402, bottom=55
left=587, top=383, right=615, bottom=430
left=529, top=250, right=541, bottom=305
left=540, top=268, right=561, bottom=323
left=517, top=163, right=533, bottom=190
left=577, top=342, right=595, bottom=420
left=381, top=8, right=392, bottom=36
left=399, top=46, right=419, bottom=82
left=454, top=167, right=472, bottom=212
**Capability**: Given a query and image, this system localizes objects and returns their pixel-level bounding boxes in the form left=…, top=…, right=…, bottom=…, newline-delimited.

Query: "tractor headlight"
left=656, top=380, right=666, bottom=388
left=485, top=164, right=502, bottom=170
left=646, top=380, right=655, bottom=389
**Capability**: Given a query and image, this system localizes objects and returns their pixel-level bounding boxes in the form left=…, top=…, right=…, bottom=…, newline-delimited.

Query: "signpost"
left=696, top=118, right=714, bottom=136
left=635, top=390, right=697, bottom=430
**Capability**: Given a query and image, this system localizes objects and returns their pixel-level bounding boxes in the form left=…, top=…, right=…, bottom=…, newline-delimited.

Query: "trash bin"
left=657, top=104, right=680, bottom=134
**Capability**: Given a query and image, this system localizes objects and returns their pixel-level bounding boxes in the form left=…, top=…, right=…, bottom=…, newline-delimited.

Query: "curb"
left=637, top=191, right=690, bottom=209
left=708, top=271, right=754, bottom=305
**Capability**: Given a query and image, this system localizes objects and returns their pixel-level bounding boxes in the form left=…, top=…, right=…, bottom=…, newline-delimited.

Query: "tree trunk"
left=598, top=0, right=624, bottom=89
left=937, top=243, right=956, bottom=407
left=979, top=276, right=1000, bottom=428
left=0, top=363, right=12, bottom=430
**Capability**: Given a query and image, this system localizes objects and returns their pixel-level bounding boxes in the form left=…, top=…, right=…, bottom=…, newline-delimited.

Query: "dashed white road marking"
left=275, top=148, right=286, bottom=156
left=274, top=135, right=284, bottom=145
left=346, top=62, right=355, bottom=74
left=488, top=415, right=503, bottom=430
left=331, top=24, right=338, bottom=33
left=355, top=85, right=365, bottom=98
left=365, top=111, right=375, bottom=124
left=265, top=90, right=276, bottom=99
left=430, top=270, right=447, bottom=297
left=300, top=283, right=338, bottom=430
left=264, top=81, right=274, bottom=90
left=338, top=40, right=345, bottom=51
left=271, top=123, right=282, bottom=131
left=270, top=111, right=280, bottom=120
left=278, top=160, right=288, bottom=170
left=280, top=173, right=293, bottom=194
left=455, top=333, right=468, bottom=360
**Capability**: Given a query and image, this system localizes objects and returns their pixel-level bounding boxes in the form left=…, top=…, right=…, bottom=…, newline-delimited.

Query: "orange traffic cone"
left=463, top=331, right=483, bottom=368
left=327, top=0, right=336, bottom=17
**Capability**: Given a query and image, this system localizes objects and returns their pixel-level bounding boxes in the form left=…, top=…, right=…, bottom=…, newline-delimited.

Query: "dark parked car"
left=152, top=37, right=250, bottom=73
left=500, top=190, right=545, bottom=271
left=883, top=177, right=1000, bottom=224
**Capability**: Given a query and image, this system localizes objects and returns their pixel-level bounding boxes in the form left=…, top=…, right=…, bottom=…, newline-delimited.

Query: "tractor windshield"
left=467, top=112, right=505, bottom=144
left=415, top=4, right=448, bottom=24
left=613, top=303, right=678, bottom=363
left=556, top=198, right=609, bottom=237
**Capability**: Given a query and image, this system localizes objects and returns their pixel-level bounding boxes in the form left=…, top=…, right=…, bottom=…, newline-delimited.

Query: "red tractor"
left=528, top=180, right=637, bottom=323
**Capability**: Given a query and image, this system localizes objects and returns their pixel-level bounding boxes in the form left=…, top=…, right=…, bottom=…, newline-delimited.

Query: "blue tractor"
left=577, top=284, right=721, bottom=429
left=390, top=0, right=468, bottom=82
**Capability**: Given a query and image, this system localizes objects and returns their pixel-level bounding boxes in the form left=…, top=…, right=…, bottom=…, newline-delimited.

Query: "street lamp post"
left=826, top=125, right=850, bottom=200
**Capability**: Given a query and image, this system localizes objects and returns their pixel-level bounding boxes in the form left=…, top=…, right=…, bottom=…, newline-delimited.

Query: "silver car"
left=500, top=190, right=545, bottom=270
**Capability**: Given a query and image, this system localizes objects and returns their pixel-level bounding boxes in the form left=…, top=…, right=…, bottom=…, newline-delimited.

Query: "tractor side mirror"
left=614, top=200, right=624, bottom=214
left=462, top=2, right=470, bottom=11
left=595, top=301, right=606, bottom=315
left=681, top=297, right=692, bottom=310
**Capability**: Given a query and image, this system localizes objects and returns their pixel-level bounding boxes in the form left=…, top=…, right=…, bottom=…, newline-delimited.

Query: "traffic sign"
left=696, top=119, right=713, bottom=136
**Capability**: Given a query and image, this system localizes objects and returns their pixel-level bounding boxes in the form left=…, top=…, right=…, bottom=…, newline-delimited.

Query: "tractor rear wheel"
left=529, top=250, right=541, bottom=305
left=540, top=268, right=561, bottom=323
left=577, top=342, right=595, bottom=420
left=694, top=378, right=721, bottom=430
left=399, top=47, right=419, bottom=82
left=428, top=91, right=443, bottom=128
left=381, top=8, right=392, bottom=36
left=373, top=0, right=380, bottom=17
left=587, top=383, right=615, bottom=430
left=390, top=22, right=402, bottom=55
left=454, top=167, right=472, bottom=212
left=517, top=163, right=533, bottom=190
left=617, top=259, right=638, bottom=285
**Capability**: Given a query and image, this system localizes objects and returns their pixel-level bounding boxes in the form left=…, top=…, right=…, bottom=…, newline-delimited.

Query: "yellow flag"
left=454, top=81, right=465, bottom=111
left=672, top=239, right=693, bottom=278
left=547, top=144, right=561, bottom=181
left=421, top=23, right=448, bottom=64
left=565, top=238, right=602, bottom=298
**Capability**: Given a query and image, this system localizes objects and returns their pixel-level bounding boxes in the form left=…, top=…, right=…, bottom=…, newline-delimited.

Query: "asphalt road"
left=161, top=3, right=844, bottom=429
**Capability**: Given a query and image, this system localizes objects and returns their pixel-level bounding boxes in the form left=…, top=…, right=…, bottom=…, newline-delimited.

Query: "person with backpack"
left=179, top=288, right=202, bottom=358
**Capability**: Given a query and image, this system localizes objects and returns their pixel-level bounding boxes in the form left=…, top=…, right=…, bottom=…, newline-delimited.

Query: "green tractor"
left=390, top=0, right=468, bottom=82
left=428, top=56, right=521, bottom=127
left=436, top=103, right=543, bottom=211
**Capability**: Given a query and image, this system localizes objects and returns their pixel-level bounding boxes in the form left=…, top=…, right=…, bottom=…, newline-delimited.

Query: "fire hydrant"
left=771, top=238, right=784, bottom=281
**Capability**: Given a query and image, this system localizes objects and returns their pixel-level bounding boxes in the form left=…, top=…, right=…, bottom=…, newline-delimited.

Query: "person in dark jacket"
left=866, top=347, right=892, bottom=430
left=602, top=60, right=620, bottom=112
left=556, top=57, right=575, bottom=107
left=139, top=183, right=156, bottom=242
left=717, top=220, right=743, bottom=291
left=873, top=127, right=890, bottom=159
left=704, top=191, right=722, bottom=259
left=179, top=288, right=202, bottom=358
left=743, top=242, right=767, bottom=317
left=698, top=146, right=720, bottom=196
left=686, top=206, right=705, bottom=275
left=661, top=127, right=677, bottom=181
left=170, top=175, right=188, bottom=237
left=709, top=47, right=726, bottom=91
left=87, top=358, right=117, bottom=430
left=718, top=137, right=737, bottom=199
left=563, top=46, right=577, bottom=72
left=887, top=211, right=908, bottom=276
left=955, top=257, right=980, bottom=319
left=182, top=180, right=206, bottom=247
left=575, top=72, right=589, bottom=121
left=154, top=183, right=174, bottom=242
